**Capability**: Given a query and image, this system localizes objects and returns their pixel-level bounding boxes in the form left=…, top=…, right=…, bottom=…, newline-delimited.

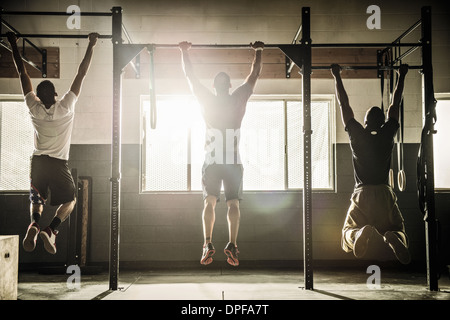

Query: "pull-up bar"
left=311, top=42, right=422, bottom=48
left=154, top=43, right=281, bottom=49
left=0, top=33, right=113, bottom=39
left=0, top=10, right=112, bottom=17
left=311, top=65, right=423, bottom=71
left=151, top=42, right=421, bottom=49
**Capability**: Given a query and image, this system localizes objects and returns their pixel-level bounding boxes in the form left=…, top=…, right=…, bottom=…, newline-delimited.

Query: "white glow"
left=434, top=100, right=450, bottom=189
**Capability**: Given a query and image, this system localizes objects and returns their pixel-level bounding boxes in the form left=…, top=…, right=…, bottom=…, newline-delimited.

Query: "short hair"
left=364, top=106, right=385, bottom=129
left=213, top=72, right=231, bottom=88
left=36, top=80, right=56, bottom=100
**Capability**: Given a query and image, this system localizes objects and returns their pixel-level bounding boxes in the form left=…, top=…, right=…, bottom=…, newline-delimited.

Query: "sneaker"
left=40, top=227, right=58, bottom=255
left=353, top=225, right=383, bottom=258
left=23, top=222, right=40, bottom=252
left=200, top=243, right=215, bottom=265
left=224, top=242, right=240, bottom=266
left=384, top=231, right=411, bottom=265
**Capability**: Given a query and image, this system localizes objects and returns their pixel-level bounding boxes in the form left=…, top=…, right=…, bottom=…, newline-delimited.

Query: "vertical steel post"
left=301, top=7, right=313, bottom=290
left=421, top=6, right=438, bottom=292
left=109, top=6, right=123, bottom=291
left=68, top=168, right=79, bottom=267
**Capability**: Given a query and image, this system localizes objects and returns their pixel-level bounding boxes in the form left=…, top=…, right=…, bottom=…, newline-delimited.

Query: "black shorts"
left=202, top=163, right=243, bottom=202
left=30, top=155, right=76, bottom=206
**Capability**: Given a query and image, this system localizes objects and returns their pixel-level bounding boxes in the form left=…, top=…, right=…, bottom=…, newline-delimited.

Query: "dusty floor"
left=16, top=264, right=450, bottom=300
left=11, top=264, right=450, bottom=316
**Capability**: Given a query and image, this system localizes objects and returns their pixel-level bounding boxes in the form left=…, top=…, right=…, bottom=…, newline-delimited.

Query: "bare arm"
left=179, top=41, right=209, bottom=96
left=7, top=32, right=33, bottom=95
left=70, top=33, right=99, bottom=96
left=331, top=64, right=354, bottom=127
left=244, top=41, right=264, bottom=90
left=388, top=64, right=408, bottom=122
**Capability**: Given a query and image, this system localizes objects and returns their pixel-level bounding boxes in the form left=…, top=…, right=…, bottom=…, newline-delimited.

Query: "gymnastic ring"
left=398, top=170, right=406, bottom=192
left=389, top=168, right=395, bottom=189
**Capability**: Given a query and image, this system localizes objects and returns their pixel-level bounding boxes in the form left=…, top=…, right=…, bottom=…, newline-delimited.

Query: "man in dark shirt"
left=179, top=41, right=264, bottom=266
left=331, top=63, right=411, bottom=264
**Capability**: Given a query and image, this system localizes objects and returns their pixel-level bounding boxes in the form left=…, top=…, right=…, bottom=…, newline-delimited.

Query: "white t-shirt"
left=25, top=91, right=78, bottom=161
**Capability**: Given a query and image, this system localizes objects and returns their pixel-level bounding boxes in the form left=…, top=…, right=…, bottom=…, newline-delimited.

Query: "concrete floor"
left=16, top=264, right=450, bottom=301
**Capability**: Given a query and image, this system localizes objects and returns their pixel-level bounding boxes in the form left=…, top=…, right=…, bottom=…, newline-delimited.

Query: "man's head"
left=213, top=72, right=231, bottom=95
left=364, top=106, right=385, bottom=130
left=36, top=80, right=57, bottom=108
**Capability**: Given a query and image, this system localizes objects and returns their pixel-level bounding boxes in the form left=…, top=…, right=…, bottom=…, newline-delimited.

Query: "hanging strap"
left=397, top=99, right=406, bottom=191
left=148, top=45, right=157, bottom=129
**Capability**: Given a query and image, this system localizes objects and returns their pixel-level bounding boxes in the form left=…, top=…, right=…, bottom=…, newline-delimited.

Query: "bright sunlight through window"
left=141, top=95, right=334, bottom=192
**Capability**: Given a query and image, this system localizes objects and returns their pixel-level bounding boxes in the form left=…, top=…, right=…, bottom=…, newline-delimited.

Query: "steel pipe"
left=311, top=65, right=422, bottom=70
left=0, top=33, right=113, bottom=39
left=1, top=10, right=112, bottom=16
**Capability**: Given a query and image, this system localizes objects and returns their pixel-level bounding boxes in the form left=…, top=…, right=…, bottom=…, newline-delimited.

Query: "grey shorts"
left=30, top=155, right=76, bottom=206
left=202, top=163, right=243, bottom=202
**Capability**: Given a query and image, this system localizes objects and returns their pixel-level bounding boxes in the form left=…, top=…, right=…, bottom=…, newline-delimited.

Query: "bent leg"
left=55, top=199, right=76, bottom=224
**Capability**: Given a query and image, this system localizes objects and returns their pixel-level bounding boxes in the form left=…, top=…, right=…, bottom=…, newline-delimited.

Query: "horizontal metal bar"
left=0, top=33, right=112, bottom=39
left=155, top=44, right=281, bottom=49
left=1, top=10, right=112, bottom=16
left=311, top=65, right=423, bottom=70
left=311, top=43, right=422, bottom=48
left=156, top=42, right=422, bottom=49
left=1, top=20, right=43, bottom=54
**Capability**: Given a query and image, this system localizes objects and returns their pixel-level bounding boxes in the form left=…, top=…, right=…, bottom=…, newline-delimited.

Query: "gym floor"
left=17, top=264, right=450, bottom=301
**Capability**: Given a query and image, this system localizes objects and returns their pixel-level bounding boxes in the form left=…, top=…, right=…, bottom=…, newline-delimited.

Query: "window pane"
left=141, top=96, right=333, bottom=192
left=0, top=101, right=34, bottom=191
left=434, top=100, right=450, bottom=189
left=287, top=101, right=332, bottom=189
left=189, top=104, right=206, bottom=191
left=240, top=101, right=285, bottom=190
left=142, top=98, right=190, bottom=191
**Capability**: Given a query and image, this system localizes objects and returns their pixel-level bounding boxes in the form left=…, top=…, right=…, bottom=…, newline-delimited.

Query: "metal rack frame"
left=0, top=5, right=437, bottom=292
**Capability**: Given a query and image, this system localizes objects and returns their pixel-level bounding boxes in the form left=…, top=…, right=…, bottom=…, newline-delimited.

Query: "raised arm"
left=7, top=32, right=33, bottom=95
left=244, top=41, right=264, bottom=90
left=387, top=64, right=408, bottom=122
left=331, top=64, right=354, bottom=127
left=70, top=32, right=99, bottom=96
left=179, top=41, right=209, bottom=96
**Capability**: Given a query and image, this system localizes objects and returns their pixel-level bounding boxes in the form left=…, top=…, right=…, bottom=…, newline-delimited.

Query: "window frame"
left=433, top=93, right=450, bottom=192
left=139, top=94, right=336, bottom=194
left=0, top=94, right=33, bottom=194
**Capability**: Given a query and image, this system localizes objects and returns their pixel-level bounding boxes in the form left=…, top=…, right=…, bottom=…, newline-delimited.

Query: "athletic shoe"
left=353, top=225, right=384, bottom=258
left=200, top=243, right=215, bottom=265
left=23, top=222, right=40, bottom=252
left=224, top=242, right=240, bottom=266
left=384, top=231, right=411, bottom=265
left=40, top=227, right=58, bottom=255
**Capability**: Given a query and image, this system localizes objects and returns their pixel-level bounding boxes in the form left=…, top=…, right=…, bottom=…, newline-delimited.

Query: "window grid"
left=0, top=99, right=34, bottom=192
left=141, top=95, right=334, bottom=193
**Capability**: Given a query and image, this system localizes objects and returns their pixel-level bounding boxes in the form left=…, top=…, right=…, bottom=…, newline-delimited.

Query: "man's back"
left=25, top=91, right=77, bottom=160
left=195, top=83, right=253, bottom=165
left=346, top=117, right=399, bottom=188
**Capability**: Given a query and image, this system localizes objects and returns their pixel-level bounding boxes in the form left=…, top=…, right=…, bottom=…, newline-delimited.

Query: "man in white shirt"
left=7, top=32, right=98, bottom=254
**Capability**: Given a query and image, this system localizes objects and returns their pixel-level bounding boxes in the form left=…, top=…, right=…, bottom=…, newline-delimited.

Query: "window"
left=434, top=97, right=450, bottom=190
left=140, top=95, right=335, bottom=192
left=0, top=96, right=34, bottom=191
